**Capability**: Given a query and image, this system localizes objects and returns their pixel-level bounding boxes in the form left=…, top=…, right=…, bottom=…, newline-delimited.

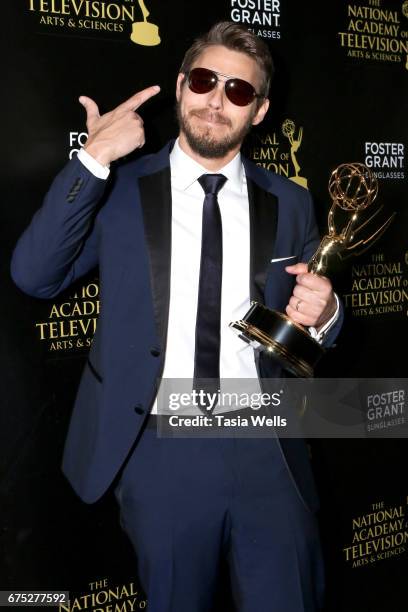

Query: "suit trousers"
left=115, top=418, right=324, bottom=612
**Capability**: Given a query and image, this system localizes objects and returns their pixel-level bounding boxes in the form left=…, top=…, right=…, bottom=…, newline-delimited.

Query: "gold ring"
left=295, top=299, right=302, bottom=312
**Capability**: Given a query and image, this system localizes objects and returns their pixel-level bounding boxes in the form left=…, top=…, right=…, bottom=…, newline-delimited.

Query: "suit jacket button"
left=134, top=404, right=144, bottom=414
left=150, top=348, right=161, bottom=357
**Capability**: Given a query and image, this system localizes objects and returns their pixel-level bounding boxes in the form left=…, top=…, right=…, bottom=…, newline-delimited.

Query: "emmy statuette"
left=229, top=163, right=395, bottom=377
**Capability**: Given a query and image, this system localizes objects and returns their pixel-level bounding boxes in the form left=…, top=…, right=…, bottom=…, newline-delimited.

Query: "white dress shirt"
left=163, top=140, right=257, bottom=386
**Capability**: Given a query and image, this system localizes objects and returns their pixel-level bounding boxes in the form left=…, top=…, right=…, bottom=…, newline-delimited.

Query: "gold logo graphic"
left=130, top=0, right=161, bottom=46
left=281, top=119, right=308, bottom=188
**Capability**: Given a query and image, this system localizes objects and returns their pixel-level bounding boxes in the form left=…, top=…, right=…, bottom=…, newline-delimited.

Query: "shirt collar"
left=170, top=138, right=244, bottom=192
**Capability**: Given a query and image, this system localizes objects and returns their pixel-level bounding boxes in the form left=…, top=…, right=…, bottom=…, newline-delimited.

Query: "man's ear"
left=252, top=97, right=270, bottom=126
left=176, top=73, right=186, bottom=102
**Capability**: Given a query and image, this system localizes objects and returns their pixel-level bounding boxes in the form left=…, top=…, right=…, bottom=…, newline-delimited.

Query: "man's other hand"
left=285, top=263, right=337, bottom=330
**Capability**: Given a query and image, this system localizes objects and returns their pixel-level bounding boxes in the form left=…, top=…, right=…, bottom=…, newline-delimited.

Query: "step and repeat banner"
left=1, top=1, right=408, bottom=610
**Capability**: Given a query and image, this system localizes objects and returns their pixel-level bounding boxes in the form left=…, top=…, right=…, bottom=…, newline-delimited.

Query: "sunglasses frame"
left=186, top=67, right=265, bottom=107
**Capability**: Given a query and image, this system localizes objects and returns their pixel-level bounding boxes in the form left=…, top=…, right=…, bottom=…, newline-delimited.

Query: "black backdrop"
left=2, top=1, right=408, bottom=610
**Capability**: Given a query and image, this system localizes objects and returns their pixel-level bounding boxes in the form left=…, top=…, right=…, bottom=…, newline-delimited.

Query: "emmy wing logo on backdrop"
left=281, top=119, right=308, bottom=188
left=244, top=119, right=309, bottom=188
left=337, top=0, right=408, bottom=70
left=130, top=0, right=160, bottom=45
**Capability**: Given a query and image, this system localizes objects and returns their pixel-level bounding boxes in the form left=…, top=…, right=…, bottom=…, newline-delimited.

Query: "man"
left=12, top=22, right=341, bottom=612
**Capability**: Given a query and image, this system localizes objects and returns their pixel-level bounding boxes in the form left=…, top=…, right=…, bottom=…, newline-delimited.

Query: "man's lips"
left=190, top=109, right=231, bottom=127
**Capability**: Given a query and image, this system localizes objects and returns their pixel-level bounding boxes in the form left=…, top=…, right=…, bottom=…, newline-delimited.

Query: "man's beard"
left=176, top=102, right=254, bottom=159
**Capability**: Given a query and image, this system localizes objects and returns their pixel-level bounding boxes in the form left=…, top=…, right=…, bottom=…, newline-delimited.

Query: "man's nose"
left=207, top=81, right=225, bottom=109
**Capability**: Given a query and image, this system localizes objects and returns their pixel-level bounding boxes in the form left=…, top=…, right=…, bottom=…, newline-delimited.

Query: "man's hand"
left=285, top=263, right=336, bottom=330
left=79, top=86, right=160, bottom=166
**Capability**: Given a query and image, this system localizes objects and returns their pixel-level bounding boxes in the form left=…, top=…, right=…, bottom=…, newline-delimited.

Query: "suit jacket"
left=11, top=141, right=343, bottom=506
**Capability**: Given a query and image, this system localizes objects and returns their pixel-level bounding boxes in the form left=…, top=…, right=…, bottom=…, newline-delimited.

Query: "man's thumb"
left=79, top=95, right=100, bottom=125
left=285, top=262, right=308, bottom=275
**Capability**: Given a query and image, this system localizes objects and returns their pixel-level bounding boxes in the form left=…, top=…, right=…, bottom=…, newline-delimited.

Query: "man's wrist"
left=77, top=147, right=110, bottom=179
left=309, top=293, right=340, bottom=343
left=316, top=293, right=338, bottom=332
left=83, top=141, right=113, bottom=167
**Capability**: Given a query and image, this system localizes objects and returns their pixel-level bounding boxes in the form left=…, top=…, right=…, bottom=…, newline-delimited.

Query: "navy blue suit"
left=12, top=141, right=342, bottom=611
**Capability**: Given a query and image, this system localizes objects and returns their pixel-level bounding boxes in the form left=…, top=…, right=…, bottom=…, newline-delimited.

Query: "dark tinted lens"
left=188, top=68, right=258, bottom=106
left=225, top=78, right=256, bottom=106
left=188, top=68, right=217, bottom=94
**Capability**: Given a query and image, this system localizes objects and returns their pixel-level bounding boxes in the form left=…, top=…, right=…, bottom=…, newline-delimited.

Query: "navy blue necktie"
left=193, top=174, right=227, bottom=402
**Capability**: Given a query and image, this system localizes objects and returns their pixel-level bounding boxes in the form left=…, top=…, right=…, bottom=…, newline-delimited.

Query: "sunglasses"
left=186, top=67, right=264, bottom=107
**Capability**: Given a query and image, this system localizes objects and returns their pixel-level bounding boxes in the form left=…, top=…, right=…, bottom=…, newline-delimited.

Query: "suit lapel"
left=139, top=166, right=172, bottom=348
left=247, top=177, right=278, bottom=304
left=137, top=154, right=278, bottom=346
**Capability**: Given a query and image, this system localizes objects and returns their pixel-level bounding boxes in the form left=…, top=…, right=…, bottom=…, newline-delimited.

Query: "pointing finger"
left=119, top=85, right=161, bottom=112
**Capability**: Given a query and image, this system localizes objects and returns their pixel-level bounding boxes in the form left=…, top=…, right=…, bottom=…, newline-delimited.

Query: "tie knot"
left=198, top=173, right=227, bottom=196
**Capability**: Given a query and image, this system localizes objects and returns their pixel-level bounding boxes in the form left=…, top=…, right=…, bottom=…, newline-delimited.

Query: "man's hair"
left=179, top=22, right=274, bottom=98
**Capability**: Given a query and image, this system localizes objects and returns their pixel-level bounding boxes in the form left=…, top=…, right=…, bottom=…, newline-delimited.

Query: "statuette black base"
left=229, top=302, right=325, bottom=377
